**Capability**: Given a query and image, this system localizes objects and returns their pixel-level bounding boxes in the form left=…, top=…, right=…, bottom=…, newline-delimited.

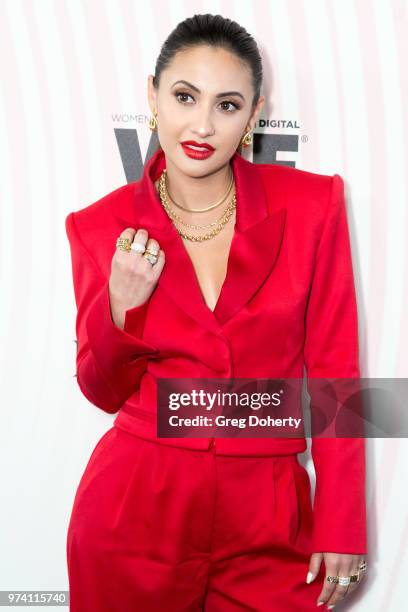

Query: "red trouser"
left=66, top=426, right=326, bottom=611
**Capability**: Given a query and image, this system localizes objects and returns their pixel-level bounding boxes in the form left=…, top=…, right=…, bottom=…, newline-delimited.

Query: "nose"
left=191, top=104, right=215, bottom=139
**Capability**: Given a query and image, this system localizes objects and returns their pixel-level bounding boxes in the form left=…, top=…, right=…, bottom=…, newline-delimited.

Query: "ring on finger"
left=146, top=244, right=159, bottom=256
left=349, top=573, right=360, bottom=583
left=326, top=575, right=338, bottom=584
left=116, top=236, right=132, bottom=252
left=143, top=249, right=158, bottom=265
left=131, top=241, right=146, bottom=254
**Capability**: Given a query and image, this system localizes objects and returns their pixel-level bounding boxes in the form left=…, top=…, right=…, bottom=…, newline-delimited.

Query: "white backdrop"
left=1, top=1, right=407, bottom=610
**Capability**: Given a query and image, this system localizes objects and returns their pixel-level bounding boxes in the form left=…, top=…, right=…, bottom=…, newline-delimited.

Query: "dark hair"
left=152, top=13, right=263, bottom=111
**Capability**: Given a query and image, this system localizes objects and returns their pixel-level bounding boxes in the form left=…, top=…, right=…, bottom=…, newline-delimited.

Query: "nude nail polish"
left=306, top=571, right=315, bottom=583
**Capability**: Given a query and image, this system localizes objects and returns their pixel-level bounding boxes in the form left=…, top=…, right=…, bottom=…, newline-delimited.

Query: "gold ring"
left=116, top=237, right=132, bottom=252
left=326, top=575, right=338, bottom=584
left=143, top=251, right=158, bottom=265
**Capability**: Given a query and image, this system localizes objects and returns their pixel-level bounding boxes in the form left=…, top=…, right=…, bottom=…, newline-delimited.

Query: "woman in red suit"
left=65, top=13, right=368, bottom=612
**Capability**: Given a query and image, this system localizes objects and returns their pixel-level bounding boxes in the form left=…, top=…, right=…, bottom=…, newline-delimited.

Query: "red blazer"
left=65, top=147, right=367, bottom=555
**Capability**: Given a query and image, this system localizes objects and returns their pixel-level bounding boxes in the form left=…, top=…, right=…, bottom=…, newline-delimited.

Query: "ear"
left=247, top=95, right=265, bottom=130
left=147, top=75, right=157, bottom=114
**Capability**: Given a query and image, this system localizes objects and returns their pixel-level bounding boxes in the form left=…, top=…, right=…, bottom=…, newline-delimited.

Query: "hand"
left=109, top=227, right=165, bottom=329
left=307, top=552, right=366, bottom=609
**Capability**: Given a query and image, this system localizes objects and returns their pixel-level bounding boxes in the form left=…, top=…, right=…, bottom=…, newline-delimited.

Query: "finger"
left=345, top=562, right=366, bottom=596
left=151, top=249, right=165, bottom=276
left=145, top=237, right=160, bottom=254
left=130, top=230, right=154, bottom=273
left=141, top=238, right=161, bottom=270
left=119, top=227, right=138, bottom=241
left=325, top=562, right=354, bottom=608
left=131, top=228, right=149, bottom=246
left=128, top=228, right=149, bottom=256
left=144, top=238, right=161, bottom=265
left=306, top=552, right=323, bottom=584
left=115, top=227, right=139, bottom=257
left=325, top=583, right=349, bottom=608
left=316, top=561, right=339, bottom=606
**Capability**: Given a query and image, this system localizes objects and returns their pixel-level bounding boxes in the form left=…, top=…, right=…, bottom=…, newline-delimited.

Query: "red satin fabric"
left=67, top=426, right=327, bottom=611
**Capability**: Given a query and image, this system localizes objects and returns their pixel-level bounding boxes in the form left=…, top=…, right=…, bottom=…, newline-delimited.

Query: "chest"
left=181, top=210, right=236, bottom=312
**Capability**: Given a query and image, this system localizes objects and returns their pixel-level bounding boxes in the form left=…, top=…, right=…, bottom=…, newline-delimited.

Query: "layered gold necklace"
left=157, top=168, right=236, bottom=242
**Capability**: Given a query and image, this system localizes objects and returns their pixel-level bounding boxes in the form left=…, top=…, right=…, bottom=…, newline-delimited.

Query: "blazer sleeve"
left=65, top=211, right=160, bottom=414
left=303, top=174, right=367, bottom=554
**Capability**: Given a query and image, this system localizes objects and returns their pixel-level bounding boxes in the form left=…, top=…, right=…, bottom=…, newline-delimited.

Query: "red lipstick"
left=181, top=140, right=215, bottom=160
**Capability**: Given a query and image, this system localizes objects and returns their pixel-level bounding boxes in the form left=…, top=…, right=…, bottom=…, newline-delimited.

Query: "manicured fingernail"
left=306, top=571, right=315, bottom=583
left=317, top=603, right=324, bottom=607
left=327, top=606, right=335, bottom=610
left=306, top=572, right=314, bottom=584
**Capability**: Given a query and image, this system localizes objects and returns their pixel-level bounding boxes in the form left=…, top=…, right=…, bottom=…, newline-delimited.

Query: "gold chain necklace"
left=158, top=170, right=236, bottom=242
left=164, top=167, right=234, bottom=213
left=164, top=181, right=235, bottom=230
left=165, top=200, right=234, bottom=229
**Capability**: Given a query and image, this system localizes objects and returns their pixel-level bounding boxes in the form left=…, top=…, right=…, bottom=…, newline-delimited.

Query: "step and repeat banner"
left=1, top=1, right=407, bottom=610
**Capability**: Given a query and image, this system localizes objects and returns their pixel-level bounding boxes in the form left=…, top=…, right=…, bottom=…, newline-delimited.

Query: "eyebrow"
left=171, top=80, right=245, bottom=102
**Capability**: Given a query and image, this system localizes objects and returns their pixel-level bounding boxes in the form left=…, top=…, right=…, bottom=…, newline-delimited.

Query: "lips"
left=181, top=141, right=214, bottom=151
left=181, top=141, right=215, bottom=160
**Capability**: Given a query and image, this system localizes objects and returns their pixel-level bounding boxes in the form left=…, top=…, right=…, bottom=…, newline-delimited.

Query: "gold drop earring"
left=149, top=110, right=158, bottom=131
left=240, top=126, right=253, bottom=147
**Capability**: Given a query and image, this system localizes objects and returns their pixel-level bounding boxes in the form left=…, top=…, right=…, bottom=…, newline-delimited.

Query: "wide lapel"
left=213, top=153, right=287, bottom=325
left=112, top=148, right=287, bottom=333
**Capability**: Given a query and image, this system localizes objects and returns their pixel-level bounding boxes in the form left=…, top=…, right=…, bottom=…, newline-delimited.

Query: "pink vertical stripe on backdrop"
left=326, top=0, right=371, bottom=384
left=124, top=0, right=161, bottom=118
left=392, top=0, right=408, bottom=378
left=354, top=1, right=389, bottom=381
left=376, top=440, right=401, bottom=611
left=325, top=3, right=348, bottom=175
left=150, top=0, right=172, bottom=74
left=1, top=5, right=34, bottom=402
left=54, top=1, right=95, bottom=205
left=81, top=1, right=121, bottom=189
left=249, top=0, right=284, bottom=134
left=286, top=0, right=319, bottom=170
left=23, top=2, right=63, bottom=414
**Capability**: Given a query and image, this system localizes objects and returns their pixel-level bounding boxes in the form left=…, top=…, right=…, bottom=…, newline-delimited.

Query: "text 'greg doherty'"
left=168, top=389, right=284, bottom=411
left=168, top=415, right=303, bottom=430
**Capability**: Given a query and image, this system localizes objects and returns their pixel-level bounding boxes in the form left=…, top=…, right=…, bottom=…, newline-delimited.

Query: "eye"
left=174, top=91, right=194, bottom=104
left=219, top=100, right=240, bottom=113
left=174, top=91, right=240, bottom=113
